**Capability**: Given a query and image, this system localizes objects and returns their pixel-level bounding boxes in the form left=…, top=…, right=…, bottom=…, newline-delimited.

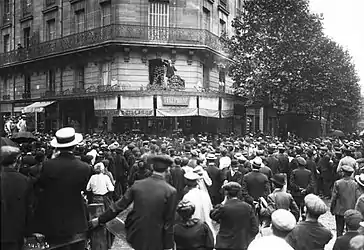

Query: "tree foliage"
left=228, top=0, right=361, bottom=130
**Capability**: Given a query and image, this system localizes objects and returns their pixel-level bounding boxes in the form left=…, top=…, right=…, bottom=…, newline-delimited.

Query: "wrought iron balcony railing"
left=0, top=24, right=228, bottom=67
left=2, top=94, right=10, bottom=100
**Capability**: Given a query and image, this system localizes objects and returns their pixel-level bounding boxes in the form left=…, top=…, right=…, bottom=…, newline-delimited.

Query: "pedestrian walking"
left=89, top=154, right=177, bottom=250
left=333, top=209, right=363, bottom=250
left=286, top=194, right=332, bottom=250
left=211, top=182, right=259, bottom=250
left=355, top=173, right=364, bottom=218
left=330, top=165, right=361, bottom=237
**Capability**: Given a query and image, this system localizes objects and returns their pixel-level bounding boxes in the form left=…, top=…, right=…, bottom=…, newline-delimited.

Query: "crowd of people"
left=1, top=126, right=364, bottom=250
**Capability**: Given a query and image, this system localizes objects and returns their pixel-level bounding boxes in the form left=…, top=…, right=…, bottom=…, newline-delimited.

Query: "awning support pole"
left=35, top=111, right=37, bottom=133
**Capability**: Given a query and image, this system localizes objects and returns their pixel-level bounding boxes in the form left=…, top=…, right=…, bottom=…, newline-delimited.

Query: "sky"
left=309, top=0, right=364, bottom=94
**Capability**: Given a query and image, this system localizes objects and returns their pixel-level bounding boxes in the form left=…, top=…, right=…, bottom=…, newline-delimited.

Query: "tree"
left=228, top=0, right=361, bottom=132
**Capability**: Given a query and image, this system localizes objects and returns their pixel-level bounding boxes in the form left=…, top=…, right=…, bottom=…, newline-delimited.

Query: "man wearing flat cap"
left=333, top=209, right=363, bottom=250
left=330, top=164, right=361, bottom=237
left=211, top=182, right=259, bottom=250
left=89, top=154, right=177, bottom=250
left=286, top=194, right=332, bottom=250
left=1, top=146, right=33, bottom=250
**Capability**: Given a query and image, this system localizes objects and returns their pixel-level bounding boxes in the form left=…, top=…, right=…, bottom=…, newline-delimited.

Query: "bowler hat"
left=271, top=174, right=286, bottom=187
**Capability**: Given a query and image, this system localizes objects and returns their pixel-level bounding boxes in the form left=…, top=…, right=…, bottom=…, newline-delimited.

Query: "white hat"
left=271, top=209, right=296, bottom=231
left=252, top=157, right=262, bottom=168
left=355, top=174, right=364, bottom=187
left=184, top=171, right=200, bottom=181
left=50, top=127, right=83, bottom=148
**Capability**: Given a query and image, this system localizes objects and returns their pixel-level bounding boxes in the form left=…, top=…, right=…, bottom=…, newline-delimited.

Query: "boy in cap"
left=286, top=194, right=332, bottom=250
left=330, top=165, right=361, bottom=237
left=248, top=209, right=295, bottom=250
left=333, top=209, right=363, bottom=250
left=89, top=154, right=177, bottom=250
left=211, top=182, right=259, bottom=250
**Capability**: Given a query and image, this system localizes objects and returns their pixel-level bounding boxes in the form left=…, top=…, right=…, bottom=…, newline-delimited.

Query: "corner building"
left=0, top=0, right=246, bottom=135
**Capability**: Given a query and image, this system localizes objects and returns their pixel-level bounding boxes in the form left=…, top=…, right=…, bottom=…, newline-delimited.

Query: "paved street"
left=111, top=198, right=337, bottom=250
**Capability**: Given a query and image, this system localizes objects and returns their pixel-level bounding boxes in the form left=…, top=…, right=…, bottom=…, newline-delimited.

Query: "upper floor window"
left=47, top=69, right=56, bottom=92
left=101, top=4, right=111, bottom=26
left=46, top=19, right=56, bottom=41
left=219, top=19, right=226, bottom=36
left=22, top=0, right=32, bottom=16
left=101, top=62, right=111, bottom=86
left=3, top=76, right=9, bottom=94
left=203, top=8, right=211, bottom=31
left=74, top=66, right=85, bottom=90
left=3, top=34, right=10, bottom=52
left=45, top=0, right=56, bottom=8
left=219, top=70, right=226, bottom=92
left=219, top=0, right=227, bottom=9
left=75, top=10, right=85, bottom=33
left=23, top=27, right=31, bottom=48
left=3, top=0, right=11, bottom=24
left=24, top=73, right=31, bottom=94
left=148, top=1, right=169, bottom=27
left=4, top=0, right=10, bottom=14
left=148, top=1, right=169, bottom=41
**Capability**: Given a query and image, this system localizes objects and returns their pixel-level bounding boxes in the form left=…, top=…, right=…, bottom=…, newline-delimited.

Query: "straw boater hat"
left=50, top=127, right=83, bottom=148
left=355, top=174, right=364, bottom=187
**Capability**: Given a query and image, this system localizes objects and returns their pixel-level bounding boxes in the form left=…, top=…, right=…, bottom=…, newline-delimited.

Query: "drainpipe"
left=13, top=0, right=16, bottom=49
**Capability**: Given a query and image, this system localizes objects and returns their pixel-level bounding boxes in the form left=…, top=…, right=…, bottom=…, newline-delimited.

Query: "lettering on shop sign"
left=120, top=110, right=153, bottom=117
left=162, top=96, right=190, bottom=106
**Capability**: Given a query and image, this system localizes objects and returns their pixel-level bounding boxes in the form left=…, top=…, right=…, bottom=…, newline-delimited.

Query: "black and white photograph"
left=1, top=0, right=364, bottom=250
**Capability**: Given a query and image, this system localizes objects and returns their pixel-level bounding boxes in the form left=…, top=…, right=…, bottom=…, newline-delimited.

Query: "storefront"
left=22, top=101, right=56, bottom=132
left=0, top=103, right=12, bottom=116
left=94, top=96, right=118, bottom=133
left=61, top=98, right=94, bottom=133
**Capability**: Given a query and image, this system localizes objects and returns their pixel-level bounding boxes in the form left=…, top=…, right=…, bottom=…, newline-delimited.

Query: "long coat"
left=31, top=152, right=91, bottom=240
left=210, top=199, right=259, bottom=250
left=241, top=170, right=270, bottom=205
left=206, top=163, right=223, bottom=205
left=99, top=174, right=177, bottom=250
left=1, top=167, right=33, bottom=243
left=330, top=177, right=361, bottom=215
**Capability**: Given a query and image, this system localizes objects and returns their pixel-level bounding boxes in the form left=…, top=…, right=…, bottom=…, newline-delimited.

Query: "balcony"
left=0, top=24, right=229, bottom=67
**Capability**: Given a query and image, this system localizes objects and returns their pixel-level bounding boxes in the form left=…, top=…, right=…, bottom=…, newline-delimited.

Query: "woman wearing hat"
left=174, top=200, right=214, bottom=250
left=355, top=174, right=364, bottom=218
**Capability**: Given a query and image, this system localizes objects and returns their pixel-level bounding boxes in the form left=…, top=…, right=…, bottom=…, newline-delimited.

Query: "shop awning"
left=199, top=96, right=219, bottom=118
left=23, top=101, right=56, bottom=113
left=221, top=98, right=234, bottom=118
left=156, top=96, right=198, bottom=117
left=0, top=103, right=12, bottom=113
left=120, top=96, right=154, bottom=117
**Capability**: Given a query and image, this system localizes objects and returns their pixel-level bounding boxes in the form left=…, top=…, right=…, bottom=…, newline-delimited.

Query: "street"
left=111, top=199, right=337, bottom=250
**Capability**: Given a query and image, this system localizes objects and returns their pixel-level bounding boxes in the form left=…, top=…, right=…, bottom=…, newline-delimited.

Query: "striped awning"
left=23, top=101, right=55, bottom=113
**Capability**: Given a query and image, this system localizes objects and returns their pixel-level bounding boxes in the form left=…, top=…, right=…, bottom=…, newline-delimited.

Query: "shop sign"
left=95, top=110, right=120, bottom=117
left=162, top=96, right=190, bottom=106
left=120, top=109, right=154, bottom=117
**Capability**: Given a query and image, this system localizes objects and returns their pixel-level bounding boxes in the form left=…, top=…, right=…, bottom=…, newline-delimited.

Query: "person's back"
left=286, top=220, right=332, bottom=250
left=1, top=165, right=32, bottom=249
left=277, top=152, right=289, bottom=174
left=33, top=151, right=91, bottom=240
left=243, top=171, right=269, bottom=202
left=211, top=199, right=258, bottom=250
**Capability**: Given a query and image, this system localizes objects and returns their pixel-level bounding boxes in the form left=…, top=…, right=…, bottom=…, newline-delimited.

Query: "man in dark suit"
left=168, top=157, right=185, bottom=201
left=265, top=146, right=280, bottom=175
left=1, top=146, right=33, bottom=250
left=32, top=127, right=91, bottom=249
left=90, top=154, right=177, bottom=250
left=211, top=182, right=259, bottom=250
left=205, top=153, right=223, bottom=205
left=241, top=157, right=271, bottom=206
left=290, top=157, right=314, bottom=219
